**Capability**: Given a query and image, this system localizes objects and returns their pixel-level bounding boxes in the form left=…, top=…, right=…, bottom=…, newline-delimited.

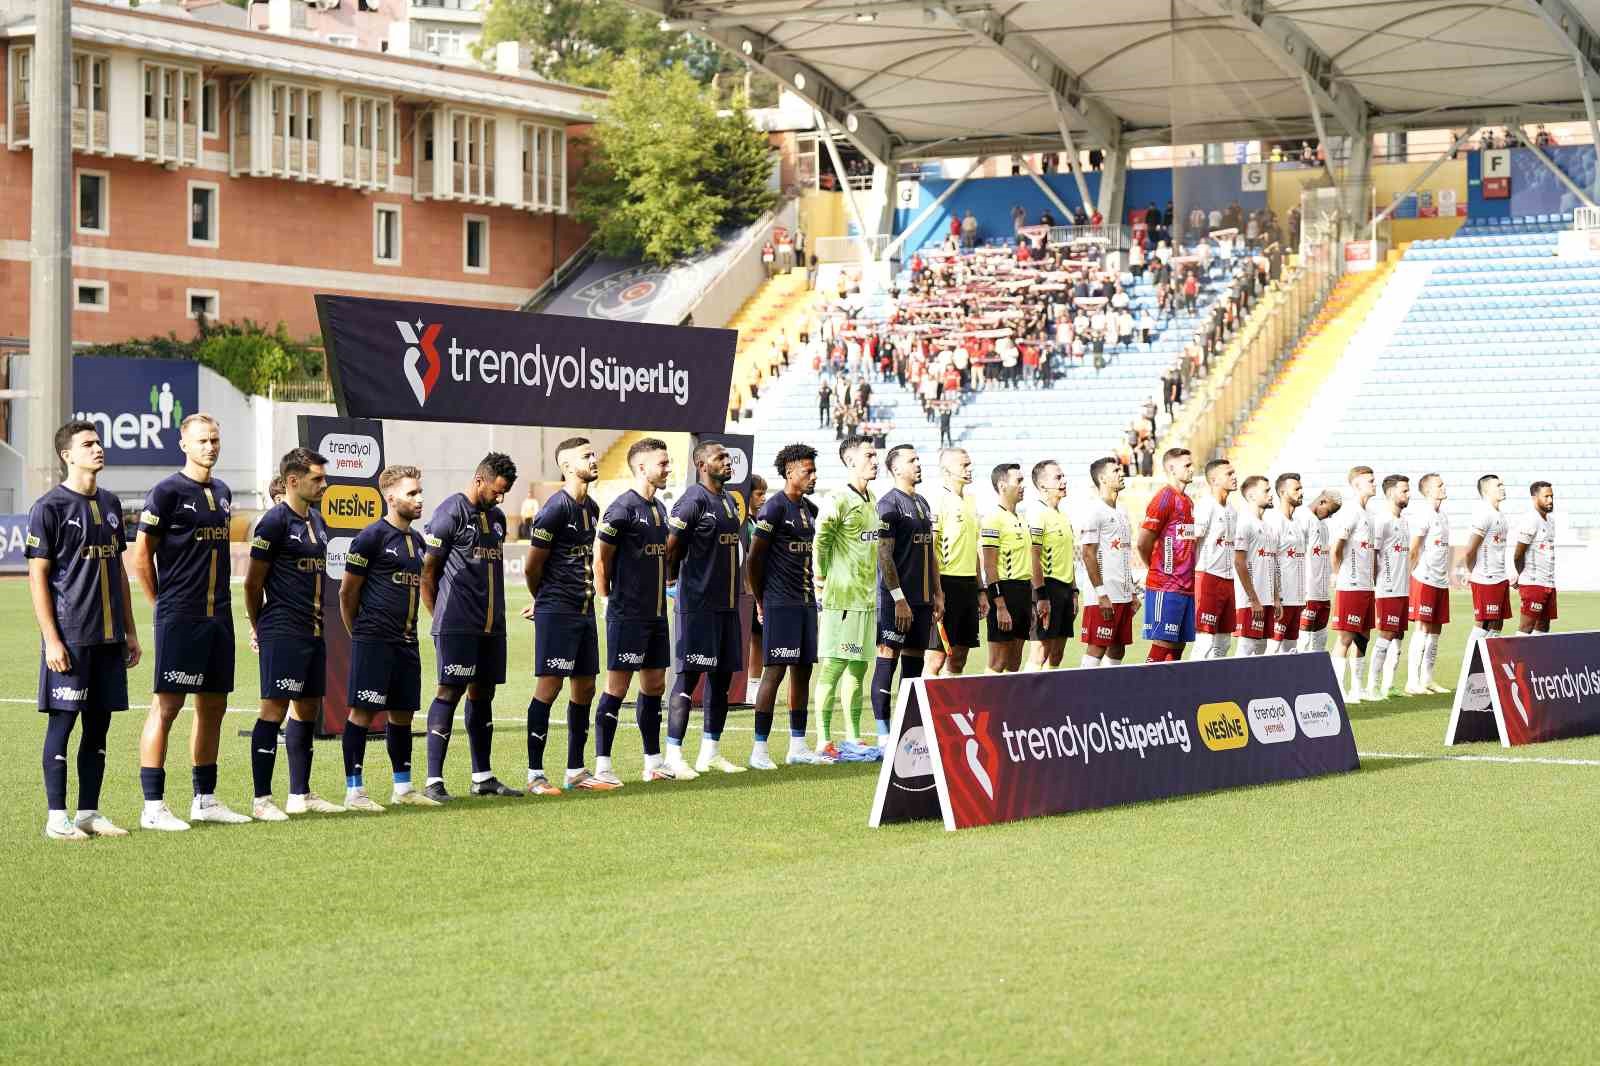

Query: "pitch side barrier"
left=1447, top=630, right=1600, bottom=746
left=871, top=656, right=1359, bottom=830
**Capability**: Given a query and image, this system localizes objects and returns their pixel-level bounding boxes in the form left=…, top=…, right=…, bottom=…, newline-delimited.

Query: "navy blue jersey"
left=138, top=472, right=233, bottom=621
left=249, top=502, right=329, bottom=639
left=424, top=493, right=508, bottom=635
left=670, top=483, right=742, bottom=613
left=345, top=518, right=426, bottom=643
left=530, top=488, right=600, bottom=615
left=26, top=484, right=128, bottom=645
left=752, top=492, right=816, bottom=608
left=596, top=489, right=668, bottom=621
left=879, top=488, right=936, bottom=605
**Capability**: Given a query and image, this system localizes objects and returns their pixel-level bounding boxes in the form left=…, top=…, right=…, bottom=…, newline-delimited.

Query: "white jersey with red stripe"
left=1299, top=510, right=1332, bottom=601
left=1411, top=505, right=1451, bottom=590
left=1193, top=496, right=1236, bottom=579
left=1076, top=497, right=1136, bottom=603
left=1332, top=500, right=1376, bottom=593
left=1469, top=504, right=1509, bottom=584
left=1269, top=508, right=1308, bottom=607
left=1233, top=511, right=1277, bottom=608
left=1372, top=508, right=1410, bottom=598
left=1516, top=511, right=1556, bottom=588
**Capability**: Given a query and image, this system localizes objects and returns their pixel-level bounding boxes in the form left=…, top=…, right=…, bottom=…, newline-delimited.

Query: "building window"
left=521, top=123, right=566, bottom=212
left=77, top=171, right=108, bottom=235
left=463, top=215, right=488, bottom=273
left=141, top=60, right=201, bottom=165
left=202, top=80, right=219, bottom=136
left=425, top=29, right=464, bottom=57
left=340, top=93, right=393, bottom=188
left=374, top=204, right=401, bottom=265
left=75, top=280, right=109, bottom=312
left=326, top=34, right=357, bottom=47
left=266, top=82, right=322, bottom=180
left=187, top=289, right=219, bottom=320
left=15, top=46, right=29, bottom=105
left=448, top=111, right=494, bottom=199
left=188, top=182, right=219, bottom=247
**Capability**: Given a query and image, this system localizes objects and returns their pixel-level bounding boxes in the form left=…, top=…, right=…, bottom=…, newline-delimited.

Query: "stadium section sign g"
left=316, top=295, right=737, bottom=431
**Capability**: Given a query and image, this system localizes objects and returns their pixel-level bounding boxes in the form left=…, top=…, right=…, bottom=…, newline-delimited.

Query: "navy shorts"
left=1032, top=579, right=1076, bottom=640
left=606, top=616, right=671, bottom=671
left=750, top=599, right=763, bottom=637
left=762, top=604, right=818, bottom=666
left=877, top=596, right=934, bottom=653
left=1143, top=590, right=1197, bottom=644
left=154, top=615, right=235, bottom=694
left=259, top=635, right=327, bottom=701
left=38, top=642, right=129, bottom=714
left=534, top=611, right=600, bottom=677
left=349, top=640, right=422, bottom=712
left=434, top=631, right=508, bottom=687
left=940, top=575, right=981, bottom=649
left=675, top=608, right=743, bottom=673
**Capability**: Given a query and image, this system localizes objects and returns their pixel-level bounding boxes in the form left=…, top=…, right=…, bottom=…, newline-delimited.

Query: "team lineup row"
left=25, top=414, right=1560, bottom=839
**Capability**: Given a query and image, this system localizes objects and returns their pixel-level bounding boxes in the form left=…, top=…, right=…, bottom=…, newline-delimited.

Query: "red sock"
left=1146, top=645, right=1175, bottom=663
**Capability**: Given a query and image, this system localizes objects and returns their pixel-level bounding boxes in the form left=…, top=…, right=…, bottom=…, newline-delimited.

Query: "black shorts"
left=749, top=599, right=763, bottom=637
left=38, top=642, right=129, bottom=714
left=259, top=635, right=327, bottom=701
left=606, top=616, right=671, bottom=672
left=1031, top=579, right=1077, bottom=640
left=940, top=575, right=981, bottom=649
left=762, top=604, right=818, bottom=666
left=348, top=640, right=422, bottom=712
left=675, top=608, right=743, bottom=673
left=154, top=614, right=235, bottom=694
left=534, top=610, right=600, bottom=678
left=433, top=631, right=508, bottom=687
left=877, top=596, right=934, bottom=654
left=986, top=580, right=1032, bottom=643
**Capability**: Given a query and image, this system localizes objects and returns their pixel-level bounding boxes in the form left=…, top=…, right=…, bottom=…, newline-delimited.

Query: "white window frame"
left=140, top=59, right=202, bottom=166
left=448, top=109, right=494, bottom=201
left=69, top=52, right=110, bottom=154
left=201, top=79, right=219, bottom=136
left=339, top=91, right=395, bottom=190
left=520, top=122, right=566, bottom=212
left=374, top=203, right=402, bottom=266
left=187, top=180, right=220, bottom=248
left=463, top=213, right=489, bottom=274
left=76, top=169, right=109, bottom=237
left=186, top=288, right=220, bottom=320
left=74, top=279, right=110, bottom=313
left=8, top=43, right=32, bottom=149
left=266, top=79, right=322, bottom=182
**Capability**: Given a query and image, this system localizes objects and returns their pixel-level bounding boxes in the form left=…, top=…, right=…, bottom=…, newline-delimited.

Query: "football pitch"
left=4, top=581, right=1598, bottom=1065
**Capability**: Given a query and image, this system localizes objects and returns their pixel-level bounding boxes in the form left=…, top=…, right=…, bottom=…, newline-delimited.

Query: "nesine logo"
left=396, top=320, right=443, bottom=407
left=1196, top=701, right=1248, bottom=751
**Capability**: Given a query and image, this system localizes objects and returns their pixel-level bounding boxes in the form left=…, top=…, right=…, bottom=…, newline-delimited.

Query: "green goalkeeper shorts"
left=818, top=608, right=876, bottom=663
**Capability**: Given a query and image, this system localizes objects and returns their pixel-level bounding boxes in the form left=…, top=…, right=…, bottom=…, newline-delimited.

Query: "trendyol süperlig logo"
left=396, top=320, right=443, bottom=407
left=950, top=709, right=997, bottom=801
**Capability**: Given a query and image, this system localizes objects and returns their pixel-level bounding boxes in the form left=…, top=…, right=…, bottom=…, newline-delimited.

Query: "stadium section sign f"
left=1446, top=632, right=1600, bottom=746
left=871, top=658, right=1359, bottom=830
left=316, top=295, right=737, bottom=432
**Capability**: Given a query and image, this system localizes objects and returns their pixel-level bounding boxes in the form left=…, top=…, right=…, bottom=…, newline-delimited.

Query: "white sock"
left=393, top=781, right=414, bottom=795
left=48, top=809, right=71, bottom=829
left=1192, top=632, right=1213, bottom=659
left=195, top=793, right=215, bottom=806
left=1423, top=633, right=1441, bottom=686
left=700, top=738, right=721, bottom=762
left=1368, top=638, right=1391, bottom=690
left=1266, top=639, right=1282, bottom=655
left=1312, top=628, right=1330, bottom=653
left=1297, top=630, right=1312, bottom=653
left=1351, top=655, right=1366, bottom=694
left=1469, top=626, right=1487, bottom=648
left=751, top=739, right=770, bottom=760
left=1083, top=654, right=1103, bottom=668
left=425, top=776, right=444, bottom=787
left=1407, top=633, right=1425, bottom=686
left=144, top=798, right=165, bottom=815
left=527, top=767, right=546, bottom=782
left=1211, top=634, right=1232, bottom=658
left=595, top=755, right=613, bottom=775
left=1382, top=638, right=1401, bottom=692
left=788, top=736, right=810, bottom=755
left=1105, top=657, right=1122, bottom=667
left=470, top=770, right=492, bottom=783
left=74, top=808, right=97, bottom=823
left=643, top=752, right=663, bottom=772
left=565, top=767, right=587, bottom=782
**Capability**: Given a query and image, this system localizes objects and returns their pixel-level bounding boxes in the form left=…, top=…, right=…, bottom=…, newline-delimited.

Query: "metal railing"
left=519, top=238, right=597, bottom=313
left=814, top=234, right=890, bottom=263
left=269, top=376, right=335, bottom=404
left=1045, top=223, right=1131, bottom=250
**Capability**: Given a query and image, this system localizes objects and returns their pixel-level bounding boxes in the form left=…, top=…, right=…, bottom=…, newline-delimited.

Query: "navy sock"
left=76, top=709, right=111, bottom=811
left=703, top=671, right=732, bottom=741
left=285, top=718, right=314, bottom=795
left=667, top=672, right=699, bottom=745
left=192, top=761, right=218, bottom=798
left=789, top=705, right=808, bottom=739
left=526, top=697, right=552, bottom=773
left=566, top=702, right=591, bottom=772
left=425, top=697, right=456, bottom=780
left=43, top=711, right=75, bottom=810
left=463, top=697, right=493, bottom=774
left=385, top=722, right=413, bottom=784
left=870, top=655, right=897, bottom=732
left=901, top=655, right=924, bottom=681
left=636, top=692, right=663, bottom=757
left=139, top=766, right=165, bottom=803
left=341, top=721, right=367, bottom=788
left=594, top=693, right=623, bottom=758
left=251, top=718, right=279, bottom=798
left=753, top=706, right=773, bottom=743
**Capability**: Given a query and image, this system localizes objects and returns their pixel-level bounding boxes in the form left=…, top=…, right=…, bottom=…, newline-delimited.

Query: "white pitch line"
left=1360, top=750, right=1600, bottom=767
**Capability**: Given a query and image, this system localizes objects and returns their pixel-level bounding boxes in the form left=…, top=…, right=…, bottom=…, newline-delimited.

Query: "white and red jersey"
left=1469, top=504, right=1509, bottom=584
left=1372, top=509, right=1410, bottom=598
left=1076, top=497, right=1135, bottom=603
left=1516, top=511, right=1556, bottom=588
left=1411, top=505, right=1451, bottom=590
left=1193, top=495, right=1236, bottom=579
left=1331, top=500, right=1376, bottom=593
left=1269, top=508, right=1308, bottom=607
left=1233, top=510, right=1277, bottom=608
left=1299, top=510, right=1332, bottom=601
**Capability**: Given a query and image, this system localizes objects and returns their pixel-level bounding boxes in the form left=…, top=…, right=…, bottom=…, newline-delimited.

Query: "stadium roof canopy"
left=628, top=0, right=1600, bottom=164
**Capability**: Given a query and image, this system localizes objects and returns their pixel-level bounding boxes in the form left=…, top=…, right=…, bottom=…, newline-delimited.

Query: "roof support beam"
left=1214, top=0, right=1367, bottom=139
left=1525, top=0, right=1600, bottom=196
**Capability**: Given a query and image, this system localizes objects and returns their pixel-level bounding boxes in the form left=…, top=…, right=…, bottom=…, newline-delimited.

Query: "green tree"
left=475, top=0, right=727, bottom=88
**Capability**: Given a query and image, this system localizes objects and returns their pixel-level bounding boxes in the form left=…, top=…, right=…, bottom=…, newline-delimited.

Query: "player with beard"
left=980, top=463, right=1031, bottom=673
left=1026, top=460, right=1075, bottom=670
left=1231, top=475, right=1276, bottom=657
left=1137, top=448, right=1197, bottom=662
left=1077, top=458, right=1136, bottom=666
left=1296, top=490, right=1342, bottom=653
left=1366, top=475, right=1412, bottom=700
left=1330, top=467, right=1378, bottom=704
left=871, top=445, right=943, bottom=743
left=812, top=436, right=881, bottom=750
left=1265, top=474, right=1305, bottom=654
left=1465, top=474, right=1512, bottom=647
left=925, top=448, right=986, bottom=677
left=1192, top=459, right=1239, bottom=659
left=1406, top=474, right=1451, bottom=694
left=1513, top=481, right=1557, bottom=634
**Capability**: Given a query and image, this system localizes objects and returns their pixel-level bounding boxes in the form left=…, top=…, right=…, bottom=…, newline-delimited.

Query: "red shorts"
left=1519, top=584, right=1557, bottom=620
left=1080, top=600, right=1134, bottom=648
left=1195, top=573, right=1235, bottom=634
left=1471, top=580, right=1511, bottom=623
left=1375, top=596, right=1409, bottom=635
left=1273, top=606, right=1303, bottom=642
left=1299, top=600, right=1331, bottom=632
left=1331, top=590, right=1375, bottom=634
left=1234, top=605, right=1277, bottom=640
left=1408, top=579, right=1450, bottom=624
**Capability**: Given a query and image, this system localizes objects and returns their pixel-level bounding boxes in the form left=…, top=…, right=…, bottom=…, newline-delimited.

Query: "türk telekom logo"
left=396, top=320, right=443, bottom=407
left=950, top=710, right=998, bottom=801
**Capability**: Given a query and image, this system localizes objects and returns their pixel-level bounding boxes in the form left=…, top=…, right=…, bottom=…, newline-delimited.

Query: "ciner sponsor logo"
left=1245, top=697, right=1297, bottom=744
left=1196, top=701, right=1248, bottom=751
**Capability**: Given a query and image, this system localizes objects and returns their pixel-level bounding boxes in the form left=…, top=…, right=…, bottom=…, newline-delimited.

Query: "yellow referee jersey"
left=980, top=505, right=1030, bottom=582
left=933, top=486, right=979, bottom=577
left=1027, top=498, right=1076, bottom=584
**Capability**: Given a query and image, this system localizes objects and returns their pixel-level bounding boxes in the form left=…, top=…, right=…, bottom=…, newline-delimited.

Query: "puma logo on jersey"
left=385, top=548, right=399, bottom=556
left=289, top=532, right=303, bottom=542
left=182, top=502, right=198, bottom=512
left=66, top=517, right=83, bottom=530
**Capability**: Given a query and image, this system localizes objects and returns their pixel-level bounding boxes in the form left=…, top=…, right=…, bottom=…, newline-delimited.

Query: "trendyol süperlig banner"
left=315, top=294, right=737, bottom=432
left=871, top=656, right=1359, bottom=830
left=1446, top=631, right=1600, bottom=747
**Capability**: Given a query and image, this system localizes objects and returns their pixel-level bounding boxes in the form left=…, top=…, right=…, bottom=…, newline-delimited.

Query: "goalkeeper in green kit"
left=812, top=435, right=881, bottom=752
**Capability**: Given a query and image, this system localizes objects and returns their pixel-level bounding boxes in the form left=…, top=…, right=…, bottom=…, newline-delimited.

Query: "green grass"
left=4, top=581, right=1599, bottom=1065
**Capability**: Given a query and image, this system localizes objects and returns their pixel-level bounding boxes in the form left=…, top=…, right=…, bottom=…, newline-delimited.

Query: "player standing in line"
left=1076, top=457, right=1136, bottom=666
left=1405, top=474, right=1452, bottom=694
left=812, top=435, right=880, bottom=750
left=1137, top=448, right=1197, bottom=662
left=1329, top=466, right=1378, bottom=704
left=595, top=438, right=676, bottom=781
left=1231, top=475, right=1276, bottom=656
left=746, top=443, right=831, bottom=767
left=27, top=421, right=140, bottom=839
left=925, top=448, right=986, bottom=677
left=524, top=437, right=617, bottom=792
left=1464, top=474, right=1512, bottom=648
left=665, top=440, right=746, bottom=776
left=980, top=463, right=1032, bottom=674
left=1265, top=473, right=1304, bottom=654
left=1295, top=490, right=1342, bottom=653
left=420, top=453, right=523, bottom=802
left=1026, top=460, right=1076, bottom=670
left=871, top=445, right=944, bottom=741
left=1365, top=475, right=1412, bottom=700
left=244, top=448, right=343, bottom=818
left=1513, top=481, right=1557, bottom=634
left=1191, top=459, right=1238, bottom=659
left=742, top=474, right=769, bottom=706
left=131, top=413, right=251, bottom=831
left=339, top=464, right=439, bottom=809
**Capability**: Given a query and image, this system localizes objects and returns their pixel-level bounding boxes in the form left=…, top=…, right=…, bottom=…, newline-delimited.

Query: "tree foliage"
left=81, top=318, right=322, bottom=397
left=476, top=0, right=725, bottom=88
